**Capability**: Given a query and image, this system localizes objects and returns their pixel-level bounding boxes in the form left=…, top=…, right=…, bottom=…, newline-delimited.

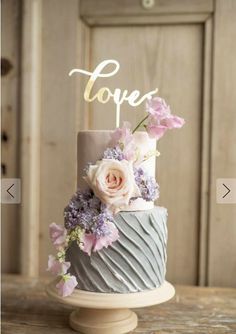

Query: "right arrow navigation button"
left=222, top=183, right=231, bottom=198
left=217, top=179, right=236, bottom=204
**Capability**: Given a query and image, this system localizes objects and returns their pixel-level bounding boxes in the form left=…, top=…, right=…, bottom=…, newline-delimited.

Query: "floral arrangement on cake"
left=47, top=97, right=185, bottom=296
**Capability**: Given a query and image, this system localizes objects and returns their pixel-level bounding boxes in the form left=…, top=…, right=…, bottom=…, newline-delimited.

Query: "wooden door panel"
left=208, top=0, right=236, bottom=287
left=87, top=24, right=203, bottom=284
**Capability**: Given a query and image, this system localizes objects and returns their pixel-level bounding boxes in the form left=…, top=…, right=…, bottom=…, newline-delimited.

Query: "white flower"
left=84, top=159, right=140, bottom=213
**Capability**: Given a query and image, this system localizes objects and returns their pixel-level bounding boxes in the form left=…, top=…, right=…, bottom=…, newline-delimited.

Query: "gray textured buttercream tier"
left=66, top=206, right=168, bottom=293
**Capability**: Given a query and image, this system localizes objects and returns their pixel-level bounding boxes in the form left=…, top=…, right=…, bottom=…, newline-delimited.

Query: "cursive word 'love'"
left=69, top=59, right=158, bottom=127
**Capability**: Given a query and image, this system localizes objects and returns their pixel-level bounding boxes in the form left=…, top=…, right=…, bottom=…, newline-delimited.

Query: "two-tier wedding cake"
left=66, top=130, right=167, bottom=293
left=47, top=96, right=184, bottom=297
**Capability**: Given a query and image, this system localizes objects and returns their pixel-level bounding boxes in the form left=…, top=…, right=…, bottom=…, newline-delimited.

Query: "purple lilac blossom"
left=134, top=167, right=159, bottom=201
left=91, top=212, right=115, bottom=238
left=103, top=146, right=124, bottom=161
left=64, top=189, right=92, bottom=230
left=64, top=189, right=114, bottom=236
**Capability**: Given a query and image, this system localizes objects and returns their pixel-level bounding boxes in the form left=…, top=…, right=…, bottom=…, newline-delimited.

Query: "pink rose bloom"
left=49, top=222, right=67, bottom=249
left=84, top=159, right=140, bottom=213
left=47, top=255, right=70, bottom=275
left=146, top=97, right=185, bottom=140
left=56, top=274, right=78, bottom=297
left=110, top=122, right=136, bottom=161
left=81, top=222, right=119, bottom=255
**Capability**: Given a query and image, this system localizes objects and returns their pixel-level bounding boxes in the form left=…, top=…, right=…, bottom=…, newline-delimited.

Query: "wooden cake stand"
left=46, top=279, right=175, bottom=334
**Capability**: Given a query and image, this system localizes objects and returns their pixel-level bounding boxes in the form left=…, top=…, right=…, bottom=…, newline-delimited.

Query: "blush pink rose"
left=49, top=223, right=67, bottom=249
left=84, top=159, right=140, bottom=213
left=56, top=274, right=78, bottom=297
left=47, top=255, right=70, bottom=275
left=81, top=222, right=119, bottom=255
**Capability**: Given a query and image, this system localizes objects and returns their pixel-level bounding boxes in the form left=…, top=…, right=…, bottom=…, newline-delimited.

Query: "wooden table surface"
left=2, top=275, right=236, bottom=334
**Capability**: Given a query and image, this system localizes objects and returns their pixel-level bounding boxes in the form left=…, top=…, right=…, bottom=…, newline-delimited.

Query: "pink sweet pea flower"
left=81, top=233, right=95, bottom=256
left=49, top=222, right=67, bottom=249
left=110, top=122, right=136, bottom=161
left=146, top=97, right=171, bottom=117
left=47, top=255, right=70, bottom=275
left=94, top=222, right=119, bottom=252
left=110, top=121, right=132, bottom=145
left=81, top=222, right=119, bottom=256
left=56, top=274, right=78, bottom=297
left=146, top=117, right=168, bottom=139
left=165, top=115, right=185, bottom=128
left=146, top=97, right=185, bottom=140
left=123, top=140, right=136, bottom=161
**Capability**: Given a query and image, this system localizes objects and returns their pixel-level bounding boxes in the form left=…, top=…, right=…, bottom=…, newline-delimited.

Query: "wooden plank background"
left=38, top=0, right=80, bottom=276
left=208, top=0, right=236, bottom=287
left=1, top=0, right=236, bottom=288
left=1, top=0, right=21, bottom=273
left=80, top=0, right=214, bottom=16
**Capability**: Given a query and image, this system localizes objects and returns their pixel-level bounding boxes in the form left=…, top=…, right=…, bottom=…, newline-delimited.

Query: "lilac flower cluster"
left=91, top=211, right=114, bottom=238
left=103, top=146, right=124, bottom=161
left=134, top=167, right=159, bottom=201
left=64, top=189, right=114, bottom=237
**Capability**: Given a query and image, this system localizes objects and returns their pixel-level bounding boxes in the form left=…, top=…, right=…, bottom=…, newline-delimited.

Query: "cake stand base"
left=46, top=279, right=175, bottom=334
left=70, top=308, right=137, bottom=334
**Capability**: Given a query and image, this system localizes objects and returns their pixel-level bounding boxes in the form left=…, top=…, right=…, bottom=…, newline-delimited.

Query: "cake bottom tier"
left=66, top=206, right=168, bottom=293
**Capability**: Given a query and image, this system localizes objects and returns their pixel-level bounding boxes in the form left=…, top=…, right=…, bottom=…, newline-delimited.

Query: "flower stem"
left=132, top=115, right=149, bottom=134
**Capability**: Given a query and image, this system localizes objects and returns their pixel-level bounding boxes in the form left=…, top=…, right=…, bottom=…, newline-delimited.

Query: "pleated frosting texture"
left=66, top=206, right=168, bottom=293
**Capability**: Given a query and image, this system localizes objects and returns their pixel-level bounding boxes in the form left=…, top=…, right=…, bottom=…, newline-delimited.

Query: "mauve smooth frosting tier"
left=77, top=130, right=156, bottom=211
left=66, top=206, right=167, bottom=293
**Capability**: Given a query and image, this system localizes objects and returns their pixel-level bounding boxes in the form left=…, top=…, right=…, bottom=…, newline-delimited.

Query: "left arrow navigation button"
left=1, top=178, right=21, bottom=204
left=6, top=184, right=15, bottom=198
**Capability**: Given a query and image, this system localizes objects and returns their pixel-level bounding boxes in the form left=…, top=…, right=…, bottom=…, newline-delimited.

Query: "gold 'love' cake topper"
left=69, top=59, right=158, bottom=127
